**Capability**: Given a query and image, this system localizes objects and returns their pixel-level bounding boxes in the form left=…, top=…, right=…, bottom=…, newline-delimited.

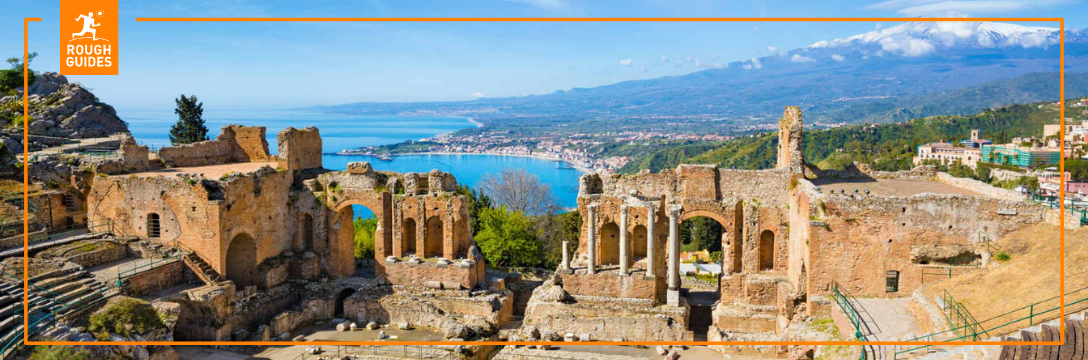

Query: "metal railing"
left=27, top=219, right=113, bottom=248
left=893, top=285, right=1088, bottom=358
left=115, top=254, right=183, bottom=286
left=940, top=290, right=988, bottom=341
left=831, top=281, right=871, bottom=360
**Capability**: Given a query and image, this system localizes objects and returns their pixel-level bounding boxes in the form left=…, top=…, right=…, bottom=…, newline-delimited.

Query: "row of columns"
left=563, top=202, right=683, bottom=306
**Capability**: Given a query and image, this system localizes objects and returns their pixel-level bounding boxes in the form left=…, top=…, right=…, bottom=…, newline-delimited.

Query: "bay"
left=120, top=110, right=585, bottom=213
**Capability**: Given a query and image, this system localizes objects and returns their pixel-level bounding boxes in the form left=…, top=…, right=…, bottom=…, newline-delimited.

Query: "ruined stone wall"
left=345, top=288, right=513, bottom=335
left=86, top=175, right=222, bottom=252
left=221, top=125, right=271, bottom=163
left=277, top=127, right=322, bottom=175
left=157, top=125, right=271, bottom=167
left=524, top=297, right=691, bottom=342
left=776, top=107, right=804, bottom=174
left=937, top=172, right=1026, bottom=202
left=157, top=139, right=233, bottom=167
left=217, top=167, right=298, bottom=282
left=60, top=241, right=127, bottom=267
left=382, top=259, right=483, bottom=290
left=558, top=270, right=664, bottom=301
left=803, top=192, right=1046, bottom=297
left=122, top=260, right=184, bottom=296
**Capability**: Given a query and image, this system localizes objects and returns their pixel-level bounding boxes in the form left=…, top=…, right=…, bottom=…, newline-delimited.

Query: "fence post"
left=1029, top=304, right=1034, bottom=326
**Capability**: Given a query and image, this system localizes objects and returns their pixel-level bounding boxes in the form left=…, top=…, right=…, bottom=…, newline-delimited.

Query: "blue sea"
left=121, top=110, right=585, bottom=212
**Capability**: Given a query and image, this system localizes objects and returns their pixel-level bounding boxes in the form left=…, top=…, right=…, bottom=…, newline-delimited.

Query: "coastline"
left=339, top=151, right=594, bottom=174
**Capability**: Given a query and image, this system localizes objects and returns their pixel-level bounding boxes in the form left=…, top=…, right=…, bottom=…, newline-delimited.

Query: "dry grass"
left=924, top=223, right=1088, bottom=329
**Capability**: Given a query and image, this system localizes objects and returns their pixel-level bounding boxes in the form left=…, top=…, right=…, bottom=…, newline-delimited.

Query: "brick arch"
left=326, top=191, right=394, bottom=279
left=599, top=222, right=621, bottom=266
left=424, top=216, right=443, bottom=258
left=331, top=191, right=391, bottom=262
left=759, top=229, right=776, bottom=271
left=225, top=232, right=258, bottom=288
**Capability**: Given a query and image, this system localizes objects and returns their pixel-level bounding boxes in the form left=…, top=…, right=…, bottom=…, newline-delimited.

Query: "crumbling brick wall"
left=157, top=125, right=271, bottom=167
left=277, top=127, right=322, bottom=176
left=800, top=188, right=1046, bottom=298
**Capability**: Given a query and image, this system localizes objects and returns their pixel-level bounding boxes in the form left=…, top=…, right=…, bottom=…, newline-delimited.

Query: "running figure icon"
left=73, top=12, right=101, bottom=41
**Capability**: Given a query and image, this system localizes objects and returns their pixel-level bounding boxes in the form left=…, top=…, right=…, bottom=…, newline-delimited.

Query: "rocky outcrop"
left=18, top=72, right=128, bottom=138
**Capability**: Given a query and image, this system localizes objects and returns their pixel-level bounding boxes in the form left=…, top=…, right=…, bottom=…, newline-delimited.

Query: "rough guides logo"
left=59, top=0, right=118, bottom=75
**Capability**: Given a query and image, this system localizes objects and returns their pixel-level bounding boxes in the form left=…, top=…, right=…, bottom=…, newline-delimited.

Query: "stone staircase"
left=183, top=251, right=221, bottom=285
left=0, top=282, right=26, bottom=359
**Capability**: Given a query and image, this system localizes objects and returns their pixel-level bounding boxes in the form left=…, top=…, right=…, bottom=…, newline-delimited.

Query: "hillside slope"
left=619, top=99, right=1074, bottom=174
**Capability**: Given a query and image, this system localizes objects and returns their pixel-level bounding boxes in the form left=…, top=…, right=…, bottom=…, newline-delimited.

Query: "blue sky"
left=2, top=0, right=1083, bottom=111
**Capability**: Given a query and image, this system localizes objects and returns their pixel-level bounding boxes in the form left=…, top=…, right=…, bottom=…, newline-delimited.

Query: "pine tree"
left=169, top=94, right=209, bottom=145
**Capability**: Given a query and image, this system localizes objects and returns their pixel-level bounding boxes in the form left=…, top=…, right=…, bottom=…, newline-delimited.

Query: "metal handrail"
left=894, top=285, right=1088, bottom=358
left=831, top=281, right=870, bottom=360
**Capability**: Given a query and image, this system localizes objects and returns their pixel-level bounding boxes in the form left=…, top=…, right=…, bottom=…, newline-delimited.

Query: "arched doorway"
left=225, top=233, right=258, bottom=288
left=599, top=222, right=620, bottom=266
left=678, top=214, right=726, bottom=342
left=424, top=216, right=443, bottom=258
left=402, top=218, right=417, bottom=256
left=632, top=224, right=647, bottom=262
left=334, top=288, right=356, bottom=318
left=759, top=230, right=775, bottom=271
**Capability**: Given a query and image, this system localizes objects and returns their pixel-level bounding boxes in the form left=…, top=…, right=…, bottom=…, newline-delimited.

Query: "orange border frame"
left=21, top=16, right=1066, bottom=349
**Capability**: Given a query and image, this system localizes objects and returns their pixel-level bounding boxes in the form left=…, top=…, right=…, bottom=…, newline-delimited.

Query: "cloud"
left=619, top=58, right=633, bottom=66
left=743, top=57, right=762, bottom=70
left=790, top=54, right=815, bottom=63
left=767, top=46, right=777, bottom=52
left=501, top=0, right=569, bottom=10
left=471, top=92, right=485, bottom=98
left=831, top=53, right=846, bottom=62
left=879, top=37, right=935, bottom=56
left=753, top=25, right=760, bottom=31
left=865, top=0, right=1068, bottom=17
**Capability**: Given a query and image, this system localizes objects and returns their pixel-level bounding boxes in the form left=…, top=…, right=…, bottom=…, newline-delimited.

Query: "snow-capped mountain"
left=314, top=22, right=1088, bottom=126
left=809, top=22, right=1061, bottom=56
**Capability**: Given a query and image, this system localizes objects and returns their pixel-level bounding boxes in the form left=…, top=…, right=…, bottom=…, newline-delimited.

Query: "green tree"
left=169, top=94, right=209, bottom=145
left=474, top=206, right=542, bottom=268
left=455, top=184, right=492, bottom=236
left=353, top=216, right=377, bottom=259
left=0, top=52, right=37, bottom=93
left=679, top=216, right=722, bottom=252
left=532, top=210, right=582, bottom=270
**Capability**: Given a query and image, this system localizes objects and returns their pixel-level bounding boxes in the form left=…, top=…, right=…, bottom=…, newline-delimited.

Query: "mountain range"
left=306, top=21, right=1088, bottom=127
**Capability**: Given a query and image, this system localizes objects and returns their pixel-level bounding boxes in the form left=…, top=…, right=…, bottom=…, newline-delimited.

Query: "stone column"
left=619, top=204, right=629, bottom=276
left=561, top=240, right=571, bottom=273
left=667, top=204, right=682, bottom=306
left=587, top=204, right=598, bottom=274
left=645, top=204, right=656, bottom=278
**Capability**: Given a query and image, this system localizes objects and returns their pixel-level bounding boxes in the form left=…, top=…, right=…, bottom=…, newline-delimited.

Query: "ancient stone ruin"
left=3, top=106, right=1059, bottom=360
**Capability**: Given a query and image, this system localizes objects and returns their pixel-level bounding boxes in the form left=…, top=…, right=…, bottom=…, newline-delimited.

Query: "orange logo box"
left=59, top=0, right=118, bottom=75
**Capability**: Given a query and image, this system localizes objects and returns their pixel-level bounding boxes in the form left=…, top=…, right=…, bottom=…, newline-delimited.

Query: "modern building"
left=980, top=143, right=1062, bottom=168
left=914, top=142, right=982, bottom=168
left=913, top=129, right=991, bottom=168
left=1038, top=171, right=1088, bottom=199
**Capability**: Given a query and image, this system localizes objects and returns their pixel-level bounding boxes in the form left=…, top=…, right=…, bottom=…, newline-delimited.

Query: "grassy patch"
left=88, top=297, right=167, bottom=340
left=28, top=345, right=93, bottom=360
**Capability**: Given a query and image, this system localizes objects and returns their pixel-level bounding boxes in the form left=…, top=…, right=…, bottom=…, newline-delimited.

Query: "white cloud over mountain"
left=808, top=21, right=1060, bottom=57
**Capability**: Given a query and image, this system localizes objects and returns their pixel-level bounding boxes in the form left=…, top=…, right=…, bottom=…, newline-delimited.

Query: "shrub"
left=994, top=251, right=1011, bottom=262
left=0, top=68, right=34, bottom=92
